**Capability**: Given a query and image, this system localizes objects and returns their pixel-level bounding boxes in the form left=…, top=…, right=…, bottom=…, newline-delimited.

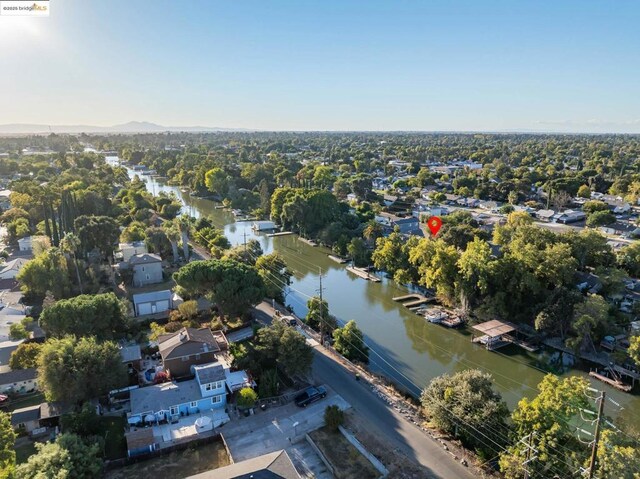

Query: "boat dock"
left=298, top=238, right=317, bottom=247
left=266, top=231, right=294, bottom=237
left=346, top=266, right=381, bottom=282
left=392, top=293, right=436, bottom=308
left=589, top=371, right=633, bottom=392
left=328, top=255, right=348, bottom=264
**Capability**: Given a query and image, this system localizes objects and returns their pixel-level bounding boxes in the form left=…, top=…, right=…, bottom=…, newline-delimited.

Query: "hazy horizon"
left=1, top=0, right=639, bottom=133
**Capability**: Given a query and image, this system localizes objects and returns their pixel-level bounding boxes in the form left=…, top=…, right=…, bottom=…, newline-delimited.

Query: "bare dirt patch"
left=309, top=426, right=379, bottom=479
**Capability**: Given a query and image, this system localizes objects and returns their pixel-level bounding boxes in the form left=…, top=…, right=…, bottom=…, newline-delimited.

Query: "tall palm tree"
left=363, top=220, right=383, bottom=244
left=178, top=215, right=192, bottom=262
left=162, top=220, right=181, bottom=263
left=60, top=232, right=83, bottom=294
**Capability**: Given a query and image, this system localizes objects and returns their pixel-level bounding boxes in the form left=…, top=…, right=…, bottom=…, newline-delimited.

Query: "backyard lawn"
left=99, top=416, right=128, bottom=460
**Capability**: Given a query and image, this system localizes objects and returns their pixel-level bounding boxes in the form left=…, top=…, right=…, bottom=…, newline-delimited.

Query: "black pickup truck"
left=294, top=386, right=327, bottom=407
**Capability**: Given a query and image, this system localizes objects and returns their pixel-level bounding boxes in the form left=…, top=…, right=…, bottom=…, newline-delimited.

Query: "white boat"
left=425, top=310, right=448, bottom=323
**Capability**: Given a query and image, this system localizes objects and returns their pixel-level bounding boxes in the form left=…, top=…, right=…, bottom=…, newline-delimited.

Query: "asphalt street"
left=254, top=301, right=476, bottom=479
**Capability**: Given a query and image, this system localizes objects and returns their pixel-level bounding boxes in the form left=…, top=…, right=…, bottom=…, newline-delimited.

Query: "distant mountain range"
left=0, top=121, right=252, bottom=134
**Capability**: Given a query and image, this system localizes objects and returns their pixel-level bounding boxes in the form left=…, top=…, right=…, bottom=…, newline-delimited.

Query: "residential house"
left=10, top=405, right=42, bottom=435
left=186, top=450, right=301, bottom=479
left=383, top=194, right=398, bottom=207
left=17, top=236, right=33, bottom=252
left=0, top=258, right=28, bottom=280
left=119, top=241, right=148, bottom=262
left=127, top=372, right=228, bottom=427
left=9, top=401, right=71, bottom=435
left=157, top=327, right=229, bottom=379
left=374, top=212, right=421, bottom=235
left=535, top=209, right=556, bottom=222
left=0, top=368, right=37, bottom=395
left=576, top=272, right=603, bottom=294
left=554, top=210, right=586, bottom=224
left=129, top=253, right=163, bottom=287
left=0, top=340, right=22, bottom=373
left=132, top=290, right=173, bottom=317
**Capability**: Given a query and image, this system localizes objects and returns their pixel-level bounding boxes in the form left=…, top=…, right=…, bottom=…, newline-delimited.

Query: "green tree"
left=617, top=242, right=640, bottom=277
left=74, top=215, right=119, bottom=258
left=324, top=405, right=344, bottom=432
left=305, top=296, right=337, bottom=332
left=9, top=342, right=42, bottom=370
left=566, top=294, right=613, bottom=353
left=236, top=387, right=258, bottom=409
left=582, top=200, right=610, bottom=214
left=332, top=320, right=369, bottom=363
left=628, top=336, right=640, bottom=367
left=15, top=433, right=101, bottom=479
left=499, top=375, right=589, bottom=479
left=205, top=167, right=230, bottom=197
left=593, top=429, right=640, bottom=479
left=38, top=336, right=127, bottom=403
left=586, top=210, right=616, bottom=227
left=39, top=292, right=128, bottom=340
left=17, top=248, right=72, bottom=299
left=173, top=258, right=266, bottom=318
left=119, top=221, right=146, bottom=243
left=0, top=411, right=16, bottom=479
left=278, top=326, right=313, bottom=377
left=255, top=253, right=291, bottom=302
left=409, top=238, right=460, bottom=305
left=577, top=184, right=591, bottom=198
left=60, top=232, right=83, bottom=294
left=347, top=237, right=369, bottom=267
left=420, top=370, right=509, bottom=455
left=9, top=323, right=28, bottom=340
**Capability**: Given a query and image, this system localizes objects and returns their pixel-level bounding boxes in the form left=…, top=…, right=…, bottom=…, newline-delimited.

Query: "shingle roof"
left=133, top=290, right=172, bottom=305
left=10, top=404, right=40, bottom=426
left=129, top=253, right=162, bottom=266
left=39, top=401, right=72, bottom=419
left=185, top=450, right=301, bottom=479
left=0, top=258, right=28, bottom=274
left=129, top=380, right=202, bottom=415
left=120, top=344, right=142, bottom=363
left=158, top=328, right=220, bottom=360
left=0, top=368, right=37, bottom=385
left=194, top=362, right=226, bottom=384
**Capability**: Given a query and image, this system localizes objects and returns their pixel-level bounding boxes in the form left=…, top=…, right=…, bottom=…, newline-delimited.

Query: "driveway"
left=220, top=387, right=347, bottom=478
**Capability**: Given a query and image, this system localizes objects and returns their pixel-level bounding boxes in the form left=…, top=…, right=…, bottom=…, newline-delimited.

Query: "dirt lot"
left=104, top=441, right=230, bottom=479
left=309, top=426, right=379, bottom=479
left=344, top=411, right=442, bottom=479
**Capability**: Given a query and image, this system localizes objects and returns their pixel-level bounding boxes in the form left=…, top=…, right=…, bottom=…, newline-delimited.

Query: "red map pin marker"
left=427, top=216, right=442, bottom=236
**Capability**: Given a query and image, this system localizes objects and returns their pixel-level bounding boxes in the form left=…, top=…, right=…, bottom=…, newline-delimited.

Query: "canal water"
left=108, top=157, right=640, bottom=428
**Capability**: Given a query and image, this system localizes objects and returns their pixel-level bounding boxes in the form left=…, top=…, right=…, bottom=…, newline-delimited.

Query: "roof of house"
left=129, top=253, right=162, bottom=266
left=10, top=404, right=40, bottom=426
left=186, top=450, right=301, bottom=479
left=125, top=427, right=157, bottom=451
left=133, top=290, right=172, bottom=305
left=158, top=327, right=220, bottom=360
left=39, top=401, right=72, bottom=420
left=536, top=209, right=555, bottom=218
left=193, top=362, right=226, bottom=384
left=0, top=340, right=23, bottom=372
left=0, top=368, right=37, bottom=385
left=120, top=344, right=142, bottom=363
left=0, top=258, right=28, bottom=274
left=129, top=380, right=202, bottom=415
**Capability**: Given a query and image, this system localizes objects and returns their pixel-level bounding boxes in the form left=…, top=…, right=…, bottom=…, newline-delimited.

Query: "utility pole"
left=243, top=230, right=247, bottom=252
left=520, top=431, right=537, bottom=479
left=587, top=391, right=606, bottom=479
left=317, top=267, right=325, bottom=345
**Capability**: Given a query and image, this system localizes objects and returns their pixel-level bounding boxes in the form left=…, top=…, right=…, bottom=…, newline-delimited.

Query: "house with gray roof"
left=129, top=253, right=163, bottom=287
left=187, top=450, right=301, bottom=479
left=127, top=362, right=230, bottom=426
left=0, top=368, right=37, bottom=395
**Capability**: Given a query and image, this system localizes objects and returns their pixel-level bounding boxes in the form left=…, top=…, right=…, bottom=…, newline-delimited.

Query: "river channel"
left=108, top=156, right=640, bottom=429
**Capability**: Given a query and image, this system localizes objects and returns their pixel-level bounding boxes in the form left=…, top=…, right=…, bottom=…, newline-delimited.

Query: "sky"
left=1, top=0, right=639, bottom=133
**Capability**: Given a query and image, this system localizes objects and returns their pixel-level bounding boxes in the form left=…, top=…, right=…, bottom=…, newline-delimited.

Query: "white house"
left=17, top=237, right=32, bottom=252
left=251, top=221, right=276, bottom=231
left=0, top=258, right=28, bottom=280
left=0, top=368, right=37, bottom=395
left=119, top=242, right=148, bottom=262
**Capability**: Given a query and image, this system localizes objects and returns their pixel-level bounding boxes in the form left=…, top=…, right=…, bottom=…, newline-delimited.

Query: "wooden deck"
left=589, top=371, right=633, bottom=392
left=266, top=231, right=293, bottom=237
left=328, top=255, right=348, bottom=264
left=392, top=293, right=434, bottom=308
left=298, top=237, right=317, bottom=247
left=346, top=266, right=381, bottom=282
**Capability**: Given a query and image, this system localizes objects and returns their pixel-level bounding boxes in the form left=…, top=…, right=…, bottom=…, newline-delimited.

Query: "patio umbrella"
left=145, top=414, right=156, bottom=423
left=195, top=416, right=212, bottom=429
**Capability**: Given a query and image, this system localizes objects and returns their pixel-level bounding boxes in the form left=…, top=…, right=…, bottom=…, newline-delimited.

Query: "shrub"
left=237, top=387, right=258, bottom=409
left=324, top=405, right=344, bottom=432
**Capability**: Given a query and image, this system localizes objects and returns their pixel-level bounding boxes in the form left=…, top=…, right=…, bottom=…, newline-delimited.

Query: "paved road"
left=253, top=302, right=476, bottom=479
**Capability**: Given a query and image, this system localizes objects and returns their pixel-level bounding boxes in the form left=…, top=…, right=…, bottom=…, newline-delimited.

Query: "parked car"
left=295, top=386, right=327, bottom=407
left=280, top=315, right=298, bottom=327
